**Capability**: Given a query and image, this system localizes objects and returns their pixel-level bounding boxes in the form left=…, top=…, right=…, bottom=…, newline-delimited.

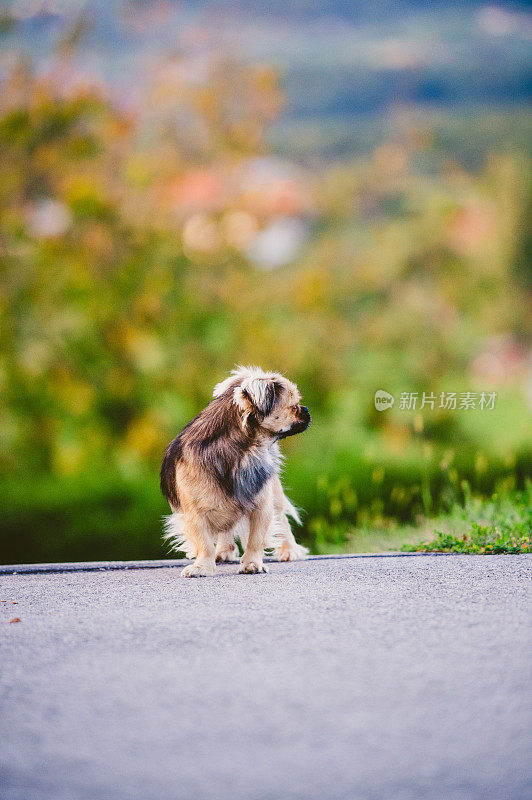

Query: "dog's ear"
left=244, top=378, right=277, bottom=416
left=234, top=377, right=277, bottom=427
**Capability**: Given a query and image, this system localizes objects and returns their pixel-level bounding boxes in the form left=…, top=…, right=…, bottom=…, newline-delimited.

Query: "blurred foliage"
left=0, top=49, right=530, bottom=564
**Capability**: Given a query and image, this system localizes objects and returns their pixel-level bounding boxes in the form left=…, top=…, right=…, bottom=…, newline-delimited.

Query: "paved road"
left=1, top=555, right=530, bottom=800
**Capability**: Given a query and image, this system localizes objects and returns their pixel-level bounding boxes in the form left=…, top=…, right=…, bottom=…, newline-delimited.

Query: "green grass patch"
left=400, top=484, right=531, bottom=555
left=306, top=482, right=531, bottom=556
left=401, top=524, right=529, bottom=554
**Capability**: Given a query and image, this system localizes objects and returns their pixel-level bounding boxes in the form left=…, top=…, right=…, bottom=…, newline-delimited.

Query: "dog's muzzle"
left=277, top=406, right=311, bottom=439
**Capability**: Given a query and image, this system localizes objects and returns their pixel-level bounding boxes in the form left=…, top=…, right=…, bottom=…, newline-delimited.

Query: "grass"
left=400, top=523, right=529, bottom=554
left=400, top=484, right=531, bottom=555
left=0, top=466, right=529, bottom=563
left=310, top=483, right=531, bottom=556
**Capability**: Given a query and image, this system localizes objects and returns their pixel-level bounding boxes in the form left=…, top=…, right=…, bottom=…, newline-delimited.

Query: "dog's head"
left=213, top=366, right=310, bottom=439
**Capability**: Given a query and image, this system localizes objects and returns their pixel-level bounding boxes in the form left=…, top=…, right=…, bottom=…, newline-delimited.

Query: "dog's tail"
left=282, top=494, right=302, bottom=526
left=162, top=512, right=197, bottom=559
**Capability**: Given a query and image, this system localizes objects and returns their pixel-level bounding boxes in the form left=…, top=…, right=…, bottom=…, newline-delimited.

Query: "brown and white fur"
left=160, top=366, right=310, bottom=577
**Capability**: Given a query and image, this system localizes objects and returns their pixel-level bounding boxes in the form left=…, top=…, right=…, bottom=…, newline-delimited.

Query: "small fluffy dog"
left=160, top=366, right=311, bottom=577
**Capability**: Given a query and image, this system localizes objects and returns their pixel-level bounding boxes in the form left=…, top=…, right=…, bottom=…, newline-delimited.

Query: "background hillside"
left=2, top=0, right=531, bottom=159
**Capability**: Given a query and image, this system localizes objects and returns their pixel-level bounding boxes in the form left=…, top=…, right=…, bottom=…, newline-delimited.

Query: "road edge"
left=0, top=551, right=460, bottom=574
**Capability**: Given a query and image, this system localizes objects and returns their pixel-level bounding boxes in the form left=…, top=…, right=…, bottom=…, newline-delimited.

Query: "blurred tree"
left=0, top=41, right=530, bottom=562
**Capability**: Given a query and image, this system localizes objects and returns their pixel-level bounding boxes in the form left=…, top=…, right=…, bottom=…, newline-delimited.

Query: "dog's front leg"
left=180, top=515, right=216, bottom=577
left=240, top=486, right=272, bottom=574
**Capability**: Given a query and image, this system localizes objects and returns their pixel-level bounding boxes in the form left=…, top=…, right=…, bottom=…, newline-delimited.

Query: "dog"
left=160, top=366, right=311, bottom=577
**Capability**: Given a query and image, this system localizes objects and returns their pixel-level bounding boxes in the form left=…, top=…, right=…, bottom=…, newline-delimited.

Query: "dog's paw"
left=181, top=562, right=215, bottom=578
left=215, top=546, right=240, bottom=563
left=277, top=543, right=309, bottom=562
left=239, top=560, right=269, bottom=574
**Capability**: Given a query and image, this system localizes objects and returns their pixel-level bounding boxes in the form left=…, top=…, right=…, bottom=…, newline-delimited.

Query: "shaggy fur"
left=160, top=366, right=310, bottom=576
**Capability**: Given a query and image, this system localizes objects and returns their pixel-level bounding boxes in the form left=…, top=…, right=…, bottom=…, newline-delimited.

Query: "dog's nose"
left=299, top=406, right=310, bottom=422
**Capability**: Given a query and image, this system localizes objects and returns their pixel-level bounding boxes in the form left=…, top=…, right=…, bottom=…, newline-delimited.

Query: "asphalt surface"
left=1, top=554, right=530, bottom=800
